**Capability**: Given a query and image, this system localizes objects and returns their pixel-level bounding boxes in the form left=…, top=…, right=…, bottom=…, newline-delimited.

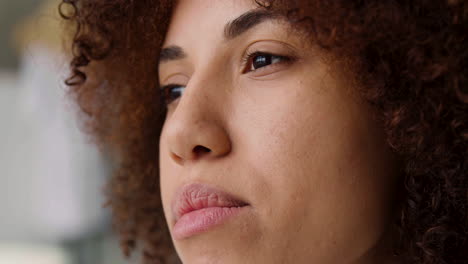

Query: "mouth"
left=171, top=183, right=250, bottom=240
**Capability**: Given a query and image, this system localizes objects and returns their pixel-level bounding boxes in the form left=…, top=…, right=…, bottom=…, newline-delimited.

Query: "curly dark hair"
left=59, top=0, right=468, bottom=263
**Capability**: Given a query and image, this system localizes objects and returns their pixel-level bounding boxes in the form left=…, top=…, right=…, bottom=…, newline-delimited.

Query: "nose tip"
left=167, top=121, right=232, bottom=165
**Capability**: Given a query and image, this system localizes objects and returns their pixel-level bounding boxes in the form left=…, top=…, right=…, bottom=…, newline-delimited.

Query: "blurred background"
left=0, top=0, right=133, bottom=263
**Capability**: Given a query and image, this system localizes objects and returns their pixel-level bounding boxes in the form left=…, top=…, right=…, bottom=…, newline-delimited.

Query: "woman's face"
left=158, top=1, right=399, bottom=263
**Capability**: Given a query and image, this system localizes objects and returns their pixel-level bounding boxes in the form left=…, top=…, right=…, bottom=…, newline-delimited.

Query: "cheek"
left=232, top=77, right=397, bottom=261
left=159, top=125, right=178, bottom=224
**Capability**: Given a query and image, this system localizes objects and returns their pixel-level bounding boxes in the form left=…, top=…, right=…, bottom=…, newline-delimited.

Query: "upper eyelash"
left=241, top=51, right=293, bottom=72
left=242, top=50, right=278, bottom=63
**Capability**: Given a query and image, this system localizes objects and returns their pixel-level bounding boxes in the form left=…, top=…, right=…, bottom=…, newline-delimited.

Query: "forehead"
left=163, top=0, right=258, bottom=47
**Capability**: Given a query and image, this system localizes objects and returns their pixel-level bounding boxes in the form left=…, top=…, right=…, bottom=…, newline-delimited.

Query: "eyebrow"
left=224, top=9, right=279, bottom=40
left=158, top=9, right=279, bottom=64
left=159, top=45, right=187, bottom=64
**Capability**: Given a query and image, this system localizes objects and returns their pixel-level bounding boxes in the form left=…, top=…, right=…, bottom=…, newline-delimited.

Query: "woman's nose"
left=163, top=84, right=232, bottom=165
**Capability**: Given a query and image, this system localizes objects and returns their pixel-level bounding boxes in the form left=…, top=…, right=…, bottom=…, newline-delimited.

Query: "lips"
left=171, top=183, right=249, bottom=239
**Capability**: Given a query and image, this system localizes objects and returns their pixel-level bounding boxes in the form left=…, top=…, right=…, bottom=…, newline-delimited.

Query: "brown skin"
left=160, top=1, right=400, bottom=263
left=61, top=0, right=468, bottom=263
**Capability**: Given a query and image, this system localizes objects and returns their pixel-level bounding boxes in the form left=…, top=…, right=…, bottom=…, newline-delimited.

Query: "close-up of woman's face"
left=158, top=0, right=401, bottom=263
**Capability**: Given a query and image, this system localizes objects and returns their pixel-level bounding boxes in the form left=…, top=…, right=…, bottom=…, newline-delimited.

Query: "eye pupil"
left=164, top=85, right=185, bottom=106
left=170, top=87, right=184, bottom=100
left=253, top=54, right=272, bottom=69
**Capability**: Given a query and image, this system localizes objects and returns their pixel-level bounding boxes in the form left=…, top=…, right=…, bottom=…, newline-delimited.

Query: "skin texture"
left=60, top=0, right=468, bottom=262
left=158, top=1, right=401, bottom=263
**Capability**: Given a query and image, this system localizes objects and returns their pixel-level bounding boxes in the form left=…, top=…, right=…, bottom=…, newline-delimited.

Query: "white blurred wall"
left=0, top=1, right=129, bottom=263
left=0, top=45, right=109, bottom=243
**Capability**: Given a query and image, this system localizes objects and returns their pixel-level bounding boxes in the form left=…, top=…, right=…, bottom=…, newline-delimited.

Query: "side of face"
left=158, top=1, right=399, bottom=263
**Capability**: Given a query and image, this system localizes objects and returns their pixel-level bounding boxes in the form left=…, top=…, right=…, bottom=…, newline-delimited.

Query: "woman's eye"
left=161, top=84, right=185, bottom=106
left=244, top=52, right=291, bottom=73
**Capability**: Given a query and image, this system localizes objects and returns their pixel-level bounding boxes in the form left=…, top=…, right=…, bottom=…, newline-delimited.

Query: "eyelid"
left=160, top=72, right=189, bottom=86
left=240, top=51, right=296, bottom=78
left=239, top=40, right=298, bottom=74
left=241, top=40, right=298, bottom=60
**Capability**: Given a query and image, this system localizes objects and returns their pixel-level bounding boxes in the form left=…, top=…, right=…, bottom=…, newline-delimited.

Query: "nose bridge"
left=163, top=69, right=232, bottom=164
left=171, top=69, right=224, bottom=126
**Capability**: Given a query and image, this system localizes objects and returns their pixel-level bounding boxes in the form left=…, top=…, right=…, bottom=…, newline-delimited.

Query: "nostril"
left=170, top=152, right=184, bottom=165
left=193, top=145, right=211, bottom=157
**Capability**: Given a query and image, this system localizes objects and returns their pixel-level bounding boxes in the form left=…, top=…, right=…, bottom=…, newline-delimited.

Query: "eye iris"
left=164, top=85, right=185, bottom=105
left=252, top=54, right=272, bottom=69
left=171, top=87, right=184, bottom=100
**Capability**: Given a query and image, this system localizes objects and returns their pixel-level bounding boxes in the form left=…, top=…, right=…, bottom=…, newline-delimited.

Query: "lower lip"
left=173, top=206, right=247, bottom=240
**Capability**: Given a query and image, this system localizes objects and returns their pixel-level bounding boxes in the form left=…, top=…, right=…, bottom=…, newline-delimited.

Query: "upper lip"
left=171, top=183, right=249, bottom=222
